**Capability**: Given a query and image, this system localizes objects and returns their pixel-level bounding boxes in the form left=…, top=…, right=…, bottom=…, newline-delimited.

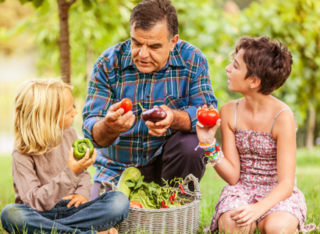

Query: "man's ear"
left=249, top=76, right=261, bottom=89
left=170, top=34, right=179, bottom=52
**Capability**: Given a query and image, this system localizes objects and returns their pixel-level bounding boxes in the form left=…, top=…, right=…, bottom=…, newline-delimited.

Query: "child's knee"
left=1, top=204, right=25, bottom=232
left=218, top=211, right=256, bottom=234
left=101, top=191, right=130, bottom=218
left=263, top=220, right=298, bottom=234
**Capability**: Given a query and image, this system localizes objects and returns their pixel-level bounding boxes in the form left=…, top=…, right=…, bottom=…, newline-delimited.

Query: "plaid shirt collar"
left=121, top=39, right=186, bottom=71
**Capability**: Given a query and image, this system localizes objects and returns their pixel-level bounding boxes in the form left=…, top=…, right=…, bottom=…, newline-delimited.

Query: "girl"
left=196, top=36, right=316, bottom=233
left=0, top=79, right=129, bottom=234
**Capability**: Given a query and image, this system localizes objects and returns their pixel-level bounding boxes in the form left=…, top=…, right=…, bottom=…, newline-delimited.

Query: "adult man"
left=83, top=0, right=217, bottom=200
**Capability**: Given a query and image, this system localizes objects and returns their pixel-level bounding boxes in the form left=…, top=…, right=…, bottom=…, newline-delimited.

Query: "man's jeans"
left=1, top=191, right=129, bottom=234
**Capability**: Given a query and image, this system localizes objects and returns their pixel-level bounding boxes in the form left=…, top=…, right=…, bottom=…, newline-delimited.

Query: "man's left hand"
left=145, top=105, right=174, bottom=137
left=62, top=194, right=89, bottom=208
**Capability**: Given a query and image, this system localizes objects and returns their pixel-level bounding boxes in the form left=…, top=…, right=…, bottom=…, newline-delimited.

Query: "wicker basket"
left=99, top=174, right=202, bottom=234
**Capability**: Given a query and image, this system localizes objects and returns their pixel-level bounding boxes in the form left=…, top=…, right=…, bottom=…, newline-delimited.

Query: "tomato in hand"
left=130, top=200, right=143, bottom=208
left=119, top=98, right=133, bottom=114
left=197, top=106, right=219, bottom=127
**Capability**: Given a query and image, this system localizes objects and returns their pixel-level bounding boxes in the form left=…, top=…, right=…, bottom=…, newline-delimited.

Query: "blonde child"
left=0, top=79, right=129, bottom=234
left=196, top=36, right=316, bottom=233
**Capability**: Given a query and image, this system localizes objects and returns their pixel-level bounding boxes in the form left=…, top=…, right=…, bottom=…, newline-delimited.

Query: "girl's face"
left=225, top=49, right=253, bottom=93
left=59, top=89, right=77, bottom=129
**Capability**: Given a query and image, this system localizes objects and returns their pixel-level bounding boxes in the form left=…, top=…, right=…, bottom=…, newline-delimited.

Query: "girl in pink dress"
left=196, top=36, right=316, bottom=234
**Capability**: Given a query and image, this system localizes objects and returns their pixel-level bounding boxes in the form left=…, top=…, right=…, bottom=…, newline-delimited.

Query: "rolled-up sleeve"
left=187, top=62, right=217, bottom=132
left=82, top=60, right=115, bottom=148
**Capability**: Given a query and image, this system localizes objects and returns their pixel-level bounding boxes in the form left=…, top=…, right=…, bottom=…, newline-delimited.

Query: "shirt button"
left=143, top=154, right=147, bottom=158
left=146, top=94, right=150, bottom=98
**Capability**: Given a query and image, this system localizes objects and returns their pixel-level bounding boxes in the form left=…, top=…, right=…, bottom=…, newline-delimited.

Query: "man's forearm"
left=92, top=118, right=120, bottom=147
left=170, top=109, right=192, bottom=132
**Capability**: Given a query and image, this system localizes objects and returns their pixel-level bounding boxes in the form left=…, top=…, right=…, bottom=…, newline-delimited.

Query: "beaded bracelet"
left=194, top=138, right=216, bottom=151
left=210, top=151, right=224, bottom=167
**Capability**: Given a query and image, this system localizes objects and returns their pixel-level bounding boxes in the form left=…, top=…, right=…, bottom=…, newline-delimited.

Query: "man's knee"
left=1, top=204, right=25, bottom=232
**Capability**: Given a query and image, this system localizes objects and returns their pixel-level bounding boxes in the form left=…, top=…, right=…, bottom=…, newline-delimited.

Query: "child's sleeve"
left=74, top=169, right=92, bottom=200
left=12, top=152, right=81, bottom=212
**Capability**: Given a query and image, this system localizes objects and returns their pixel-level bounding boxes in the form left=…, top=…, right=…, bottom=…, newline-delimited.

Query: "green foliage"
left=237, top=0, right=320, bottom=126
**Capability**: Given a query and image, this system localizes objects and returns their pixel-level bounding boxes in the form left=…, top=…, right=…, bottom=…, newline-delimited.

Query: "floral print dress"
left=204, top=101, right=316, bottom=233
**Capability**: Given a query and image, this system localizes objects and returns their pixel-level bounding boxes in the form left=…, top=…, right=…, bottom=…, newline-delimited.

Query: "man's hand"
left=105, top=102, right=135, bottom=133
left=145, top=105, right=174, bottom=137
left=62, top=194, right=88, bottom=208
left=68, top=148, right=97, bottom=175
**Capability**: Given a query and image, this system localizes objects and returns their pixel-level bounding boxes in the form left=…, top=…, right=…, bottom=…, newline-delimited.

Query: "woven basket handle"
left=99, top=180, right=119, bottom=196
left=182, top=174, right=201, bottom=199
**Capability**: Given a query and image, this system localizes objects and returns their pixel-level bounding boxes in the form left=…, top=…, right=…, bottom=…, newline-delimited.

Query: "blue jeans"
left=0, top=191, right=129, bottom=234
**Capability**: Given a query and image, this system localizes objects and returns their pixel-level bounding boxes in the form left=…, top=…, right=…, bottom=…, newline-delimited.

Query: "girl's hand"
left=68, top=147, right=97, bottom=175
left=196, top=105, right=221, bottom=145
left=62, top=194, right=88, bottom=208
left=229, top=204, right=262, bottom=226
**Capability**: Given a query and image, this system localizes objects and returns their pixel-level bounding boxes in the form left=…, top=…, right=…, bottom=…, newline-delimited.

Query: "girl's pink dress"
left=204, top=101, right=316, bottom=233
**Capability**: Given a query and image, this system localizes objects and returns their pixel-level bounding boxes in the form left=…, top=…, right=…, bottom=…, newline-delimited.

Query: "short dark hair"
left=130, top=0, right=179, bottom=39
left=232, top=36, right=293, bottom=95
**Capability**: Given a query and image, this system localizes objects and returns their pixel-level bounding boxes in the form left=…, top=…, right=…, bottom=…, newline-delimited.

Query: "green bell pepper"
left=72, top=138, right=94, bottom=160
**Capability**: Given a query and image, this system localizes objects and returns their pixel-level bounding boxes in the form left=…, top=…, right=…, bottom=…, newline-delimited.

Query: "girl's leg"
left=218, top=211, right=257, bottom=234
left=258, top=212, right=299, bottom=234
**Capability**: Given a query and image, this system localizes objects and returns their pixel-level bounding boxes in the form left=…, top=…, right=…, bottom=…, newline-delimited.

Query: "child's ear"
left=249, top=76, right=261, bottom=89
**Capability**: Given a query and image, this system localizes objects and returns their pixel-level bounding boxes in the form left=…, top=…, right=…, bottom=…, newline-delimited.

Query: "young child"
left=196, top=36, right=316, bottom=233
left=0, top=79, right=129, bottom=234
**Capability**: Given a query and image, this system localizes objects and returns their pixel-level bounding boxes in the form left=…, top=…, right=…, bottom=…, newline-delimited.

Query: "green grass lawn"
left=0, top=147, right=320, bottom=233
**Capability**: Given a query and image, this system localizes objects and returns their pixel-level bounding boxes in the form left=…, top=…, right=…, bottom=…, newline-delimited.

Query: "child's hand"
left=68, top=147, right=97, bottom=175
left=196, top=105, right=221, bottom=145
left=62, top=194, right=88, bottom=208
left=229, top=204, right=262, bottom=226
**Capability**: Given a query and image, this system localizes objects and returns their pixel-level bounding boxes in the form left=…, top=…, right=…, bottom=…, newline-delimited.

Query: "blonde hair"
left=14, top=78, right=73, bottom=155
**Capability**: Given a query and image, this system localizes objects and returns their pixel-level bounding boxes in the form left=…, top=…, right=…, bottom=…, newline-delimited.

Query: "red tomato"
left=119, top=98, right=133, bottom=114
left=197, top=107, right=219, bottom=127
left=130, top=200, right=143, bottom=208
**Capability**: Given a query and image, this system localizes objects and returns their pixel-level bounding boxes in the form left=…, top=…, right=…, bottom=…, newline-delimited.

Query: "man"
left=83, top=0, right=217, bottom=200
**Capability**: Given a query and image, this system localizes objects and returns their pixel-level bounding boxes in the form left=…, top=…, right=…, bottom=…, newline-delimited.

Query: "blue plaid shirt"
left=82, top=39, right=217, bottom=184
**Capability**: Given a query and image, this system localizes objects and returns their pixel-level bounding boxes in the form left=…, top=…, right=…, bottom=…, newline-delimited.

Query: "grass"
left=0, top=147, right=320, bottom=233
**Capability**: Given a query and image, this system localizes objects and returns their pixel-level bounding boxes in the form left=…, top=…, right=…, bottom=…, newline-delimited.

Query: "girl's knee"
left=218, top=211, right=256, bottom=234
left=259, top=213, right=299, bottom=234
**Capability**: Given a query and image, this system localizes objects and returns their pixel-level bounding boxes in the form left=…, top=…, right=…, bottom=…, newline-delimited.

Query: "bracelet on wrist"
left=195, top=138, right=216, bottom=151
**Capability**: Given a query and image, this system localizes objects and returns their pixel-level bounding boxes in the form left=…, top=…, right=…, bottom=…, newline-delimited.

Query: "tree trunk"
left=306, top=104, right=316, bottom=151
left=57, top=0, right=76, bottom=84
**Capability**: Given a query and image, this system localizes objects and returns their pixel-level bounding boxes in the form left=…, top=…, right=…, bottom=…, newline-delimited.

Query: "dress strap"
left=270, top=109, right=291, bottom=134
left=234, top=100, right=240, bottom=131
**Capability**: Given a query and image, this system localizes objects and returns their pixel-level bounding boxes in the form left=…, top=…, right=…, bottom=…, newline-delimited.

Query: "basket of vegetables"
left=99, top=167, right=202, bottom=234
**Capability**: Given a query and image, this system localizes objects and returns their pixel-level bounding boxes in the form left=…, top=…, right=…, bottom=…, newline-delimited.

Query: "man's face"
left=130, top=21, right=179, bottom=73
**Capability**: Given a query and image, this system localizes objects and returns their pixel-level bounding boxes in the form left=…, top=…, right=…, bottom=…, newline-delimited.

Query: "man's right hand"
left=104, top=102, right=135, bottom=133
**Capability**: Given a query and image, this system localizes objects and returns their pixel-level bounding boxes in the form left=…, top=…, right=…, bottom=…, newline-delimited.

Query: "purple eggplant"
left=139, top=103, right=167, bottom=122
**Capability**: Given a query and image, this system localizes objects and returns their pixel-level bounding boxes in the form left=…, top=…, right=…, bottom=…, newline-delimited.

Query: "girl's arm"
left=196, top=101, right=241, bottom=185
left=230, top=110, right=296, bottom=226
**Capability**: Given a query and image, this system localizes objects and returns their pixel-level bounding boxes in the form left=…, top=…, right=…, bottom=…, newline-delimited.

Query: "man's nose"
left=139, top=45, right=149, bottom=59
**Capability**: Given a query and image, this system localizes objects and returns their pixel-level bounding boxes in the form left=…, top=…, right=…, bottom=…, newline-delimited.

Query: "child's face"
left=225, top=49, right=254, bottom=94
left=59, top=89, right=77, bottom=129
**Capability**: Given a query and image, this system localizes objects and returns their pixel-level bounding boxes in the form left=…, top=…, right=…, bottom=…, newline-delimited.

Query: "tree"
left=0, top=0, right=98, bottom=83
